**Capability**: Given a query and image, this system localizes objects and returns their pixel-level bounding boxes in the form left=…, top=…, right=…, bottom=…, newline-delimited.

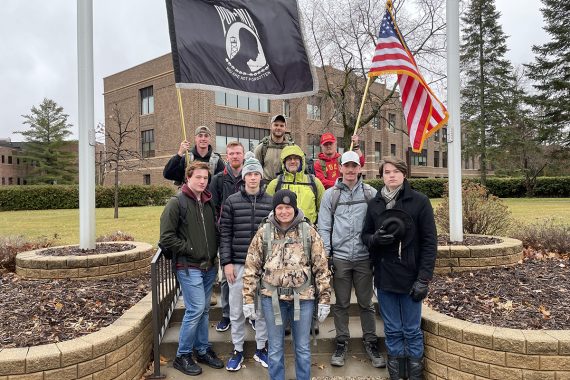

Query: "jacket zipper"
left=198, top=200, right=210, bottom=259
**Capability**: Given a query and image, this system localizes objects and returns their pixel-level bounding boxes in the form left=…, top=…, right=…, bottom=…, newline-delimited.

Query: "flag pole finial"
left=386, top=0, right=393, bottom=11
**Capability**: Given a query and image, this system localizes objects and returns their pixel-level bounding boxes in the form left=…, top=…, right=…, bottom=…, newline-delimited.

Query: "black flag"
left=166, top=0, right=317, bottom=98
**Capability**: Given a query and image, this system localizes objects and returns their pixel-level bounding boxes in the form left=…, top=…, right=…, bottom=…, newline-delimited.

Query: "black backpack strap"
left=276, top=174, right=284, bottom=192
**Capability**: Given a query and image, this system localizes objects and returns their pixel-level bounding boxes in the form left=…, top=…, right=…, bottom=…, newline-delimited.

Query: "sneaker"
left=216, top=317, right=231, bottom=332
left=225, top=350, right=244, bottom=371
left=330, top=341, right=348, bottom=367
left=196, top=348, right=224, bottom=369
left=249, top=318, right=256, bottom=331
left=363, top=340, right=386, bottom=368
left=174, top=353, right=202, bottom=376
left=253, top=347, right=268, bottom=368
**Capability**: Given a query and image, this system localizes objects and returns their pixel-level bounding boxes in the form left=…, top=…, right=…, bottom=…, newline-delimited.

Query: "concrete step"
left=171, top=289, right=380, bottom=323
left=160, top=314, right=385, bottom=360
left=158, top=353, right=389, bottom=380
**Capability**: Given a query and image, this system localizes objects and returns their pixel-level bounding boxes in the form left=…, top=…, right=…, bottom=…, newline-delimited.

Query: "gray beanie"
left=241, top=151, right=263, bottom=177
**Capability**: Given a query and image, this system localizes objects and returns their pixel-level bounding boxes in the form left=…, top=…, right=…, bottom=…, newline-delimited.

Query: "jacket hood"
left=280, top=144, right=306, bottom=174
left=268, top=208, right=306, bottom=234
left=191, top=144, right=213, bottom=159
left=182, top=183, right=212, bottom=203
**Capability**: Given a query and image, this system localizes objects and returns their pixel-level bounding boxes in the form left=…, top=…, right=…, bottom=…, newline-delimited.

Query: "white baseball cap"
left=340, top=151, right=361, bottom=166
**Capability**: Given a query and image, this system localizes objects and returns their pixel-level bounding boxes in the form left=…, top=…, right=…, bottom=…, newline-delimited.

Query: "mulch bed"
left=37, top=243, right=136, bottom=256
left=426, top=249, right=570, bottom=329
left=0, top=272, right=150, bottom=348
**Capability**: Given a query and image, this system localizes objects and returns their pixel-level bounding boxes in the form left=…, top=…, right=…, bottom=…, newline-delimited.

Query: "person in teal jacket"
left=265, top=145, right=325, bottom=224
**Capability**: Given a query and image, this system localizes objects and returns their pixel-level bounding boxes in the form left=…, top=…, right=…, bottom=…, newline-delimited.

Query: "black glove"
left=410, top=279, right=429, bottom=302
left=328, top=256, right=335, bottom=275
left=372, top=229, right=395, bottom=246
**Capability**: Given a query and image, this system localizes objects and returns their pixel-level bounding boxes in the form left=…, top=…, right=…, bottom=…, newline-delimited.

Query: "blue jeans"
left=176, top=267, right=217, bottom=357
left=377, top=288, right=424, bottom=359
left=261, top=296, right=314, bottom=380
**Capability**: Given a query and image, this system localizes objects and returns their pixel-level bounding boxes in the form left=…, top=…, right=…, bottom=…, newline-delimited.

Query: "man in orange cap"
left=313, top=133, right=364, bottom=189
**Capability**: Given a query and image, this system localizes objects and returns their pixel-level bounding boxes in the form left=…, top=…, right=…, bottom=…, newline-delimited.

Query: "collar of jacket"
left=182, top=184, right=212, bottom=203
left=268, top=208, right=306, bottom=234
left=222, top=163, right=243, bottom=180
left=335, top=177, right=363, bottom=192
left=240, top=184, right=266, bottom=198
left=191, top=144, right=213, bottom=159
left=374, top=178, right=412, bottom=204
left=317, top=151, right=341, bottom=162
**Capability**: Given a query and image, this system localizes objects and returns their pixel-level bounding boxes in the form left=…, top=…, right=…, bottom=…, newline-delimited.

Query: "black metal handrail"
left=148, top=247, right=180, bottom=379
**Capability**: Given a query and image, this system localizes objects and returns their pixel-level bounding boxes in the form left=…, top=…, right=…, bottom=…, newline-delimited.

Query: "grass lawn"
left=1, top=198, right=569, bottom=246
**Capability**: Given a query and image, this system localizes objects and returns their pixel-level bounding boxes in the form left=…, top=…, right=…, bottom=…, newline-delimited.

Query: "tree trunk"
left=114, top=165, right=119, bottom=219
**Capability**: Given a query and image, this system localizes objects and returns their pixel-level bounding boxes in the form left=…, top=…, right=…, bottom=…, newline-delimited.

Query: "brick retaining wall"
left=15, top=242, right=154, bottom=280
left=0, top=293, right=153, bottom=380
left=422, top=306, right=570, bottom=379
left=435, top=236, right=523, bottom=274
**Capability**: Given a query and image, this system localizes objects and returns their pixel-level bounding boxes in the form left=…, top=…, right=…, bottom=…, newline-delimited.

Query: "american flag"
left=369, top=9, right=448, bottom=153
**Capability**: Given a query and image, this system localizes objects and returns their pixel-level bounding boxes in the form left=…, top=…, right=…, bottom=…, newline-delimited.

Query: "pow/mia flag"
left=165, top=0, right=318, bottom=99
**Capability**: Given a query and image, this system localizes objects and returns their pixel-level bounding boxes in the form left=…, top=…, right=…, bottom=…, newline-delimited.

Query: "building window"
left=375, top=142, right=382, bottom=163
left=140, top=86, right=154, bottom=115
left=17, top=178, right=21, bottom=185
left=216, top=123, right=269, bottom=153
left=307, top=134, right=321, bottom=159
left=434, top=129, right=440, bottom=142
left=282, top=100, right=290, bottom=117
left=143, top=174, right=151, bottom=185
left=442, top=127, right=448, bottom=143
left=1, top=178, right=4, bottom=185
left=215, top=91, right=269, bottom=112
left=16, top=158, right=20, bottom=165
left=1, top=155, right=3, bottom=163
left=8, top=177, right=13, bottom=185
left=434, top=150, right=440, bottom=168
left=390, top=144, right=396, bottom=156
left=141, top=129, right=155, bottom=158
left=388, top=113, right=396, bottom=132
left=442, top=151, right=448, bottom=168
left=409, top=148, right=427, bottom=166
left=8, top=156, right=12, bottom=164
left=372, top=116, right=380, bottom=129
left=23, top=179, right=27, bottom=185
left=307, top=97, right=321, bottom=120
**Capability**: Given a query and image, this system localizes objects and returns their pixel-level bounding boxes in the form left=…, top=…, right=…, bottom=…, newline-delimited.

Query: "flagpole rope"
left=351, top=76, right=372, bottom=151
left=176, top=88, right=190, bottom=167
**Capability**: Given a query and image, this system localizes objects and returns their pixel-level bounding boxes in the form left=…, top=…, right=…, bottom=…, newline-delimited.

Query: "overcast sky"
left=0, top=0, right=550, bottom=141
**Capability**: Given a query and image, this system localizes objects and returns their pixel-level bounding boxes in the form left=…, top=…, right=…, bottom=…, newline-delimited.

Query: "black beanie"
left=272, top=189, right=298, bottom=212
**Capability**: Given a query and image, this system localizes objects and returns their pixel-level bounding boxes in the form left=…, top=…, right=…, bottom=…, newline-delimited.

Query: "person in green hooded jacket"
left=265, top=144, right=325, bottom=224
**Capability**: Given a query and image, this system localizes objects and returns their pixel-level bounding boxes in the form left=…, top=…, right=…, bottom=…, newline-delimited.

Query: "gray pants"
left=228, top=264, right=268, bottom=351
left=220, top=267, right=229, bottom=318
left=332, top=257, right=377, bottom=343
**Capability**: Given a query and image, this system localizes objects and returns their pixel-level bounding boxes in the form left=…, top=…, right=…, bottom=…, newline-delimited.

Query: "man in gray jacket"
left=318, top=151, right=385, bottom=369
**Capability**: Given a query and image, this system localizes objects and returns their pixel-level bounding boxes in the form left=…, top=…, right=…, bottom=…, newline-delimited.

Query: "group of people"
left=159, top=114, right=437, bottom=380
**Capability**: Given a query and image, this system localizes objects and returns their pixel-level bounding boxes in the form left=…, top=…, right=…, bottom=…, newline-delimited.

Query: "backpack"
left=328, top=182, right=374, bottom=256
left=275, top=173, right=319, bottom=214
left=258, top=134, right=294, bottom=168
left=189, top=151, right=221, bottom=176
left=259, top=218, right=313, bottom=325
left=158, top=193, right=189, bottom=260
left=317, top=156, right=341, bottom=179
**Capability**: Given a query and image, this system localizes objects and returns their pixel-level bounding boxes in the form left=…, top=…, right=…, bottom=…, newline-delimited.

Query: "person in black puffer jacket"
left=219, top=154, right=273, bottom=371
left=362, top=157, right=437, bottom=380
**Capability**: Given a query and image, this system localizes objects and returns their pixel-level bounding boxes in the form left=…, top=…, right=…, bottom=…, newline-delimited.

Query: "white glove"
left=243, top=303, right=258, bottom=320
left=317, top=304, right=330, bottom=322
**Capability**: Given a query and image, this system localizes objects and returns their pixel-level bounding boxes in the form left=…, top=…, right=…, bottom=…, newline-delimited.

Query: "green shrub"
left=0, top=236, right=54, bottom=273
left=510, top=218, right=570, bottom=253
left=0, top=185, right=175, bottom=211
left=434, top=181, right=513, bottom=235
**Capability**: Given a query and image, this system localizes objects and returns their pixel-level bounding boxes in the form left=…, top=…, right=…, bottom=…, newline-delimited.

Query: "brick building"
left=102, top=53, right=480, bottom=186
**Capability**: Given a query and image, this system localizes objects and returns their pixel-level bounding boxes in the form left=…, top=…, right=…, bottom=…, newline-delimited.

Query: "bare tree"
left=300, top=0, right=447, bottom=150
left=100, top=104, right=143, bottom=218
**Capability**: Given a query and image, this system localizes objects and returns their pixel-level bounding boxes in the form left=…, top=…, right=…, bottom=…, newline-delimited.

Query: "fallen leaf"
left=539, top=305, right=551, bottom=319
left=54, top=302, right=63, bottom=313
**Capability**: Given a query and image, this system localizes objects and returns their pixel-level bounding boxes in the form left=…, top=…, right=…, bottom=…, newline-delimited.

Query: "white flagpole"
left=446, top=0, right=463, bottom=241
left=78, top=0, right=96, bottom=249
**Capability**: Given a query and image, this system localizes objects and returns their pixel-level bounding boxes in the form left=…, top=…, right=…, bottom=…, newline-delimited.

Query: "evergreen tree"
left=17, top=98, right=77, bottom=184
left=525, top=0, right=570, bottom=146
left=460, top=0, right=515, bottom=184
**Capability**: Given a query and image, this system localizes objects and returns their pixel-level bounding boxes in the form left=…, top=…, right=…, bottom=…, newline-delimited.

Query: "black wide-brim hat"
left=377, top=208, right=415, bottom=246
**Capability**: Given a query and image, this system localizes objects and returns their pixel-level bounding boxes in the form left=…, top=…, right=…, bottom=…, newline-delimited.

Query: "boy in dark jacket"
left=220, top=155, right=273, bottom=371
left=362, top=157, right=437, bottom=380
left=159, top=161, right=224, bottom=376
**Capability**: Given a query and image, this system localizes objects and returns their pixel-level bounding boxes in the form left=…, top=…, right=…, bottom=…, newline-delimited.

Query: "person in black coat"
left=362, top=157, right=437, bottom=380
left=219, top=154, right=273, bottom=371
left=163, top=126, right=225, bottom=184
